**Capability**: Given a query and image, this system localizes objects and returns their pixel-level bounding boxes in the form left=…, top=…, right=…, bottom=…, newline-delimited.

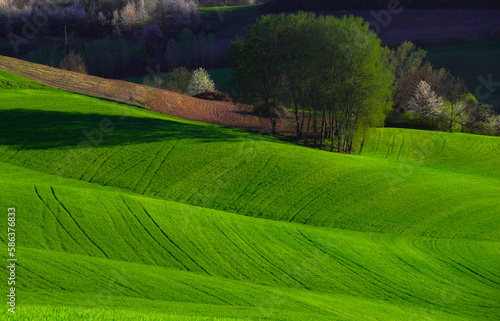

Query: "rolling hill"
left=0, top=56, right=289, bottom=134
left=0, top=66, right=498, bottom=320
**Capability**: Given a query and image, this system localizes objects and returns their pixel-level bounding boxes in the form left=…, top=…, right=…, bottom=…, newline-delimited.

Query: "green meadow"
left=0, top=72, right=498, bottom=320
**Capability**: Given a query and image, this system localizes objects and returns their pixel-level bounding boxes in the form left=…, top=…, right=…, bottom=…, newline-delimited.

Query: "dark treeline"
left=264, top=0, right=500, bottom=11
left=0, top=0, right=227, bottom=78
left=20, top=30, right=224, bottom=78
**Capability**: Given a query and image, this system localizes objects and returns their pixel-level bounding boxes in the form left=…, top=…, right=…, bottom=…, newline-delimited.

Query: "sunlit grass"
left=0, top=71, right=498, bottom=320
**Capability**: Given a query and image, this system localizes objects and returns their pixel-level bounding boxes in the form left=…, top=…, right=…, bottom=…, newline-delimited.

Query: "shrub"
left=187, top=67, right=215, bottom=95
left=457, top=96, right=499, bottom=135
left=59, top=50, right=87, bottom=74
left=143, top=67, right=192, bottom=94
left=166, top=66, right=191, bottom=94
left=144, top=75, right=168, bottom=89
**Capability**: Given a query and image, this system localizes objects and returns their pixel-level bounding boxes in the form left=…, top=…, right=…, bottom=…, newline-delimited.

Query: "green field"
left=0, top=72, right=499, bottom=320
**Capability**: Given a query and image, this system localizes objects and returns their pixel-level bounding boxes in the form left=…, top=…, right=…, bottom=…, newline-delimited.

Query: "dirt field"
left=0, top=55, right=294, bottom=135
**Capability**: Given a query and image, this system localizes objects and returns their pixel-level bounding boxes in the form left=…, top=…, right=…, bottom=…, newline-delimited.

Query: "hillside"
left=1, top=161, right=498, bottom=320
left=1, top=84, right=498, bottom=239
left=361, top=127, right=500, bottom=177
left=0, top=56, right=291, bottom=134
left=0, top=69, right=499, bottom=320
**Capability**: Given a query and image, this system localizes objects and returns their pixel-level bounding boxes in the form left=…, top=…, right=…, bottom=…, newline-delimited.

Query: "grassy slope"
left=1, top=89, right=498, bottom=240
left=0, top=70, right=47, bottom=89
left=361, top=127, right=500, bottom=177
left=0, top=72, right=499, bottom=319
left=1, top=162, right=497, bottom=320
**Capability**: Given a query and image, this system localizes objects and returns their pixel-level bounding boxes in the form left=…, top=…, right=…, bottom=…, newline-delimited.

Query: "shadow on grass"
left=0, top=108, right=245, bottom=150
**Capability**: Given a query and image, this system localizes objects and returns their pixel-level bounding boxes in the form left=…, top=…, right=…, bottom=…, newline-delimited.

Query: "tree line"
left=389, top=41, right=500, bottom=136
left=228, top=12, right=394, bottom=153
left=229, top=13, right=500, bottom=154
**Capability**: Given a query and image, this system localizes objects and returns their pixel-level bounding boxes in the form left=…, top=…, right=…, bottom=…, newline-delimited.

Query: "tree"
left=228, top=14, right=290, bottom=136
left=394, top=66, right=437, bottom=112
left=387, top=41, right=427, bottom=81
left=407, top=80, right=443, bottom=125
left=281, top=12, right=326, bottom=142
left=438, top=70, right=468, bottom=132
left=456, top=94, right=498, bottom=135
left=330, top=15, right=394, bottom=153
left=486, top=114, right=500, bottom=136
left=187, top=67, right=215, bottom=95
left=228, top=12, right=394, bottom=149
left=389, top=41, right=467, bottom=121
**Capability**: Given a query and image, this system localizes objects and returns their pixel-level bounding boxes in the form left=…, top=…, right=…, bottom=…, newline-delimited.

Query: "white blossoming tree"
left=407, top=80, right=443, bottom=124
left=187, top=67, right=215, bottom=95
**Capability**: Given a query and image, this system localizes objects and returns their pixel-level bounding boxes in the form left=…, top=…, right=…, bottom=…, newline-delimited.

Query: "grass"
left=1, top=304, right=244, bottom=321
left=0, top=71, right=499, bottom=320
left=1, top=89, right=498, bottom=239
left=361, top=127, right=500, bottom=177
left=1, top=162, right=497, bottom=320
left=0, top=70, right=47, bottom=89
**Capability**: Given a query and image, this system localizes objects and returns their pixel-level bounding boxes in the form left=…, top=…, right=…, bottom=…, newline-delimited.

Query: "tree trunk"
left=319, top=106, right=326, bottom=150
left=300, top=107, right=306, bottom=142
left=294, top=104, right=301, bottom=140
left=270, top=116, right=277, bottom=136
left=330, top=114, right=335, bottom=152
left=337, top=125, right=342, bottom=153
left=312, top=108, right=318, bottom=148
left=304, top=109, right=312, bottom=146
